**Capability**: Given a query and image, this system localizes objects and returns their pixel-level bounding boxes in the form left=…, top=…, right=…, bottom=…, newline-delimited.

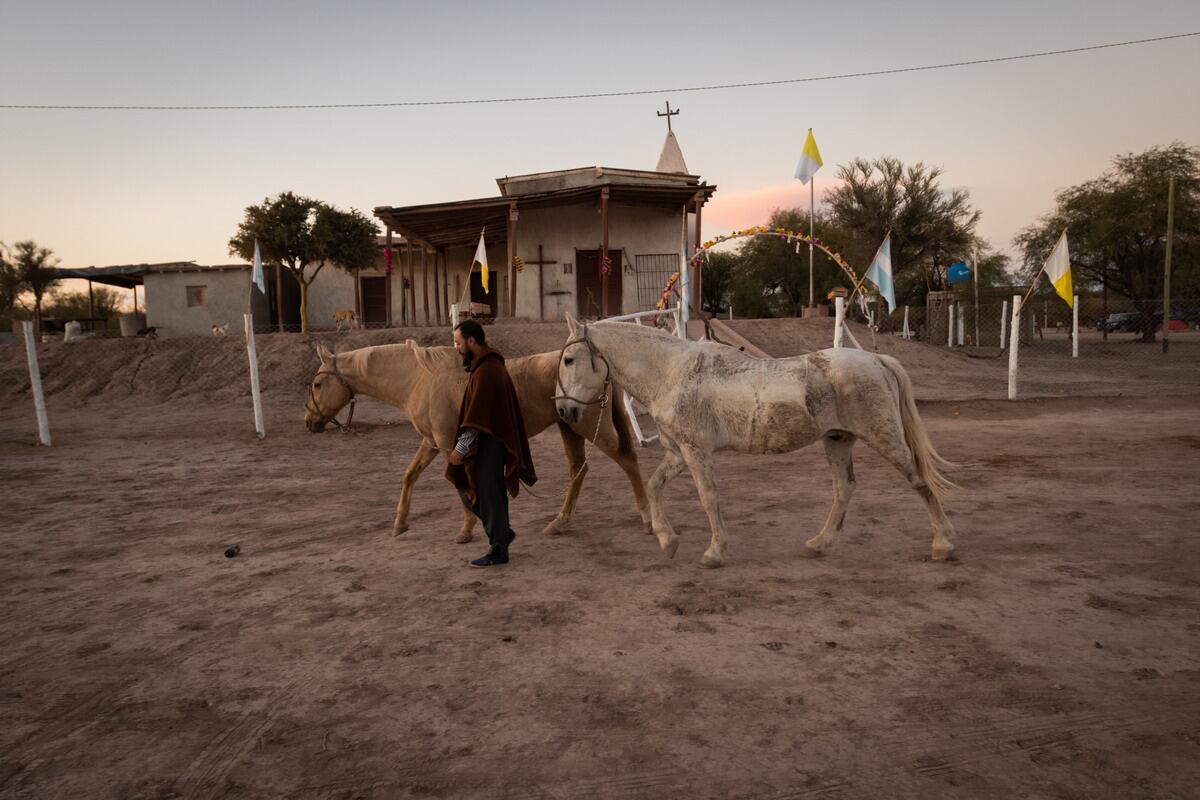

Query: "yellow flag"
left=1043, top=230, right=1072, bottom=308
left=794, top=128, right=823, bottom=185
left=473, top=229, right=489, bottom=294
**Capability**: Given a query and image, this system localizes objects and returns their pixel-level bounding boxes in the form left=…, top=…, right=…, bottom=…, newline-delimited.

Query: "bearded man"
left=446, top=320, right=537, bottom=567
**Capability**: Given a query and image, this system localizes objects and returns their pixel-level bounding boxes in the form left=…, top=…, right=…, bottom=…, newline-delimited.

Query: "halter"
left=553, top=324, right=612, bottom=442
left=306, top=355, right=356, bottom=431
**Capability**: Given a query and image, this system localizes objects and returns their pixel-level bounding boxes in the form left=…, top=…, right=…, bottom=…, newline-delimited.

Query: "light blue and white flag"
left=252, top=239, right=265, bottom=294
left=864, top=233, right=896, bottom=314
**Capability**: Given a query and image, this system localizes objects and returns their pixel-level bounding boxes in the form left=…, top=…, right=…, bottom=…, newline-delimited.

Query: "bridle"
left=306, top=355, right=356, bottom=431
left=553, top=324, right=612, bottom=442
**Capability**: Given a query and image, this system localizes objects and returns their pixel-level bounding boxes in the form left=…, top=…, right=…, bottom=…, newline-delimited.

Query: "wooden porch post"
left=385, top=228, right=394, bottom=326
left=407, top=241, right=417, bottom=326
left=600, top=187, right=610, bottom=317
left=692, top=194, right=703, bottom=313
left=441, top=248, right=451, bottom=325
left=507, top=204, right=519, bottom=318
left=421, top=248, right=430, bottom=326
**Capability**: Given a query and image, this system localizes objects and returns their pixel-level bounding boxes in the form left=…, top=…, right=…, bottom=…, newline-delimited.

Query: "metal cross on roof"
left=657, top=101, right=679, bottom=133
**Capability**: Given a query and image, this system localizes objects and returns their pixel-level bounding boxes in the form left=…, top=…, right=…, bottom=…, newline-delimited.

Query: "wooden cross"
left=525, top=244, right=558, bottom=322
left=657, top=101, right=679, bottom=133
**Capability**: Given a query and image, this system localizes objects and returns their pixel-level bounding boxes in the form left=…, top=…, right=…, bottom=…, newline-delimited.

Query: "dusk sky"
left=3, top=1, right=1198, bottom=289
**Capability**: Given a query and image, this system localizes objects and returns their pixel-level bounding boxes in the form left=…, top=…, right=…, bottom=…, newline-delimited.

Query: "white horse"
left=554, top=315, right=958, bottom=567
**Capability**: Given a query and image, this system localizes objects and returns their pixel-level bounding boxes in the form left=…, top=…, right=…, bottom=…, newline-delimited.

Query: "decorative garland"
left=651, top=227, right=865, bottom=326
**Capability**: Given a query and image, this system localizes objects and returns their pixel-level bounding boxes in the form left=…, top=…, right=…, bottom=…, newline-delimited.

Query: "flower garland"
left=648, top=228, right=865, bottom=328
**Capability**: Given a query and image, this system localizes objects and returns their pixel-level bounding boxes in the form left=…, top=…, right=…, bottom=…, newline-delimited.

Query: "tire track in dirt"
left=175, top=679, right=306, bottom=800
left=748, top=700, right=1200, bottom=799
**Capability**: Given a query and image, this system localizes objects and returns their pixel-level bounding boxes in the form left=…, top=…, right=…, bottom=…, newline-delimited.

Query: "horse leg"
left=803, top=433, right=857, bottom=557
left=861, top=426, right=956, bottom=561
left=392, top=442, right=439, bottom=536
left=646, top=443, right=685, bottom=558
left=677, top=443, right=730, bottom=568
left=542, top=426, right=588, bottom=535
left=593, top=423, right=654, bottom=535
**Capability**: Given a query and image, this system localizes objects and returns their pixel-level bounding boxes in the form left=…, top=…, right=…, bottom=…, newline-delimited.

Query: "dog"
left=333, top=309, right=357, bottom=331
left=136, top=326, right=158, bottom=339
left=212, top=323, right=229, bottom=336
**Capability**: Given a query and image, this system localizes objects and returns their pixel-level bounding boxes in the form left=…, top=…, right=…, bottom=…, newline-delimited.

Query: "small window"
left=186, top=285, right=207, bottom=307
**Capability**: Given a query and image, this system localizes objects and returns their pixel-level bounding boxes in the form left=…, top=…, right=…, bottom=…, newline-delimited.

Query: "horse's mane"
left=408, top=342, right=460, bottom=374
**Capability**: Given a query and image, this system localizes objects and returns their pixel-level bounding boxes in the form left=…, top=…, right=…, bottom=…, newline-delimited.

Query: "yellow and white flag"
left=794, top=128, right=823, bottom=185
left=1043, top=230, right=1072, bottom=308
left=473, top=229, right=489, bottom=294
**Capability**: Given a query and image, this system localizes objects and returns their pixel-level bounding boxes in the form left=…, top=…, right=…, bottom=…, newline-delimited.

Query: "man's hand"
left=448, top=449, right=465, bottom=466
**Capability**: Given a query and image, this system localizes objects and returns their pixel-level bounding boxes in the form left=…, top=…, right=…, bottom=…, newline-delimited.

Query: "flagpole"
left=808, top=178, right=815, bottom=308
left=973, top=245, right=980, bottom=347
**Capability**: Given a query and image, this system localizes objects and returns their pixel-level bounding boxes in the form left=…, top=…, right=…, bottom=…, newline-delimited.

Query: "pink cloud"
left=702, top=182, right=836, bottom=237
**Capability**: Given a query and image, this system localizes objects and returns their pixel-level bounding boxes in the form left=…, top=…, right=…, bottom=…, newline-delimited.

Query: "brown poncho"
left=445, top=347, right=537, bottom=502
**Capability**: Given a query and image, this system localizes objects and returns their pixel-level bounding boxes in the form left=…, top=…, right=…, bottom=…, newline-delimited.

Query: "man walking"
left=446, top=320, right=537, bottom=567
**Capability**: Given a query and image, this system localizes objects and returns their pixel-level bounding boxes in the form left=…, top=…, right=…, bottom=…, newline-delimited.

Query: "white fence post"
left=1072, top=295, right=1079, bottom=358
left=833, top=297, right=845, bottom=348
left=244, top=314, right=265, bottom=439
left=21, top=321, right=51, bottom=446
left=947, top=303, right=955, bottom=348
left=902, top=306, right=910, bottom=339
left=1000, top=300, right=1008, bottom=350
left=1007, top=295, right=1022, bottom=400
left=957, top=312, right=965, bottom=346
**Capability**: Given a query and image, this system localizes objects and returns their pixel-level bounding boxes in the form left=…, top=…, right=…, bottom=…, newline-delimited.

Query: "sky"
left=2, top=0, right=1198, bottom=303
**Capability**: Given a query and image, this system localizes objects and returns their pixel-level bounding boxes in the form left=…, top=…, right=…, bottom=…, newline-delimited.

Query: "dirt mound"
left=0, top=323, right=576, bottom=407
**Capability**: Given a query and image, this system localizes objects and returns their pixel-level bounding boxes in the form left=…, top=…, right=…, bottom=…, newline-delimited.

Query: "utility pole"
left=1163, top=175, right=1175, bottom=354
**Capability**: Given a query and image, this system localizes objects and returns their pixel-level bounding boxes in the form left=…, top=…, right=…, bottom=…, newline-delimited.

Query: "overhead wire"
left=1, top=31, right=1197, bottom=111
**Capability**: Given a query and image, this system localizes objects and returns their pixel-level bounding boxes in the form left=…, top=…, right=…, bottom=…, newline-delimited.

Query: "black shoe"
left=469, top=552, right=509, bottom=568
left=506, top=529, right=517, bottom=546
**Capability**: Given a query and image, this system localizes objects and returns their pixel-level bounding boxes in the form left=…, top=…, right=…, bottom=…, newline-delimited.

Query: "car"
left=1096, top=312, right=1139, bottom=333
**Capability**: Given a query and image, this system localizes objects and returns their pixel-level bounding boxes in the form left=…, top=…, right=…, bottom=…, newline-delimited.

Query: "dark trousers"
left=458, top=433, right=513, bottom=557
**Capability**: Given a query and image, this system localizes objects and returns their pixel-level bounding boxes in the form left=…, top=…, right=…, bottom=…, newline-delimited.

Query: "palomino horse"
left=554, top=316, right=957, bottom=567
left=304, top=341, right=651, bottom=543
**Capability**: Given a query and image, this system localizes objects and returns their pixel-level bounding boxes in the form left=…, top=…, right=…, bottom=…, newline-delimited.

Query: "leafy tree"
left=1014, top=143, right=1199, bottom=341
left=733, top=208, right=856, bottom=317
left=12, top=240, right=61, bottom=334
left=824, top=157, right=981, bottom=306
left=0, top=242, right=25, bottom=321
left=228, top=191, right=379, bottom=332
left=44, top=286, right=126, bottom=323
left=699, top=250, right=738, bottom=315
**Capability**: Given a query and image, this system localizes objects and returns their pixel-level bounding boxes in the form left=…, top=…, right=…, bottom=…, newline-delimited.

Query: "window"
left=635, top=254, right=679, bottom=310
left=186, top=285, right=208, bottom=307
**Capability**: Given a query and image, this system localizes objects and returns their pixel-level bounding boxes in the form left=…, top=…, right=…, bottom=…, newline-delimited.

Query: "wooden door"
left=576, top=249, right=622, bottom=318
left=360, top=277, right=387, bottom=325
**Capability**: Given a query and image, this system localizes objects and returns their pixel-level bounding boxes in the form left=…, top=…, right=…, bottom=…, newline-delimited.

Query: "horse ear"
left=316, top=343, right=333, bottom=363
left=565, top=313, right=578, bottom=336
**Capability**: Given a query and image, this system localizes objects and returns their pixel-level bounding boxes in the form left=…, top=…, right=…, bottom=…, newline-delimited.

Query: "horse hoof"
left=392, top=523, right=409, bottom=537
left=643, top=522, right=655, bottom=536
left=661, top=535, right=680, bottom=559
left=932, top=545, right=955, bottom=562
left=800, top=546, right=822, bottom=559
left=454, top=530, right=474, bottom=544
left=700, top=552, right=723, bottom=569
left=541, top=519, right=569, bottom=536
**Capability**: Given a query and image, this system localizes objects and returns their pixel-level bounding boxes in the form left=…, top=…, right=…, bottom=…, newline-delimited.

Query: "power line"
left=3, top=31, right=1197, bottom=111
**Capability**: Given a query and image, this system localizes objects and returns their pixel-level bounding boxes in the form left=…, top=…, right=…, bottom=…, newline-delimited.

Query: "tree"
left=44, top=286, right=126, bottom=323
left=0, top=242, right=25, bottom=322
left=699, top=250, right=738, bottom=315
left=12, top=241, right=61, bottom=335
left=825, top=157, right=982, bottom=306
left=1014, top=143, right=1199, bottom=341
left=734, top=208, right=856, bottom=317
left=228, top=192, right=379, bottom=332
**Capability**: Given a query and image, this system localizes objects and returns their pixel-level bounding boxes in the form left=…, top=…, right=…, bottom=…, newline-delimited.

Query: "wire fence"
left=853, top=295, right=1200, bottom=363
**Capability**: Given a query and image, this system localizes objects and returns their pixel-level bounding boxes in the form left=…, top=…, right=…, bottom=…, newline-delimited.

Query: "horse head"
left=554, top=313, right=611, bottom=425
left=305, top=343, right=355, bottom=433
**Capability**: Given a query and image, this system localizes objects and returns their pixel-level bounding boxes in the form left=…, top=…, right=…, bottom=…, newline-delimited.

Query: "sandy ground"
left=1, top=323, right=1199, bottom=799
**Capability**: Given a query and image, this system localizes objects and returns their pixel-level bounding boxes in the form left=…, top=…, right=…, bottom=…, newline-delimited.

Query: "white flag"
left=793, top=128, right=823, bottom=185
left=252, top=239, right=265, bottom=294
left=473, top=229, right=489, bottom=294
left=864, top=234, right=896, bottom=314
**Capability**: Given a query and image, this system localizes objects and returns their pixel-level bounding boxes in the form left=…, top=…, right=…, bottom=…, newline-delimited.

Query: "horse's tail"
left=609, top=383, right=636, bottom=457
left=878, top=354, right=956, bottom=500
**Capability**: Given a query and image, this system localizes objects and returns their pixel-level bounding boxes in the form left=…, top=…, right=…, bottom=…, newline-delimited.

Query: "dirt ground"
left=1, top=322, right=1198, bottom=799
